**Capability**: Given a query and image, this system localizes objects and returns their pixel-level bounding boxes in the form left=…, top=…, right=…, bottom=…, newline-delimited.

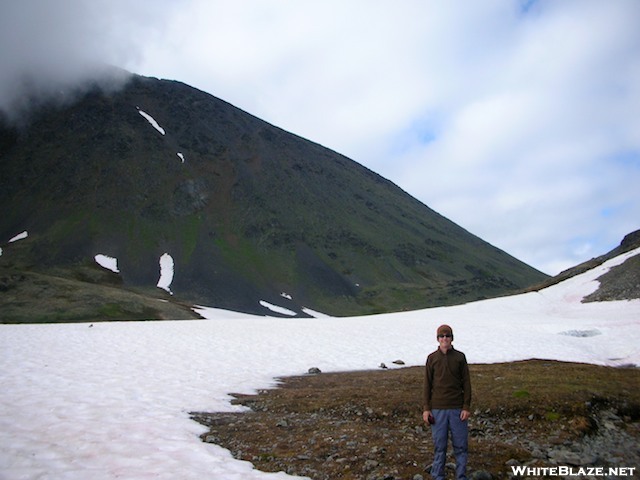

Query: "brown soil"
left=192, top=360, right=640, bottom=480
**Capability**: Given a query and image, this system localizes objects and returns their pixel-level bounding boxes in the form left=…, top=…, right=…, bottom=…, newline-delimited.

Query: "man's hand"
left=423, top=410, right=432, bottom=424
left=460, top=410, right=471, bottom=421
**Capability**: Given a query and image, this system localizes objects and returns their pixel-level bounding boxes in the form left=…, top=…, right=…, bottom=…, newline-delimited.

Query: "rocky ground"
left=192, top=360, right=639, bottom=480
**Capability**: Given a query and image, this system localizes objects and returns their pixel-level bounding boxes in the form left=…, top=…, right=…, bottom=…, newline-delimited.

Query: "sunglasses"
left=437, top=334, right=452, bottom=338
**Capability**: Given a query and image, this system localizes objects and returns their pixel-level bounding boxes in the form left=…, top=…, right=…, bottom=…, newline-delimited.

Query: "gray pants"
left=430, top=408, right=468, bottom=480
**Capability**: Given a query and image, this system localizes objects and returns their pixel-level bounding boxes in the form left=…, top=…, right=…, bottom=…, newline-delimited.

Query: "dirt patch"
left=192, top=360, right=640, bottom=480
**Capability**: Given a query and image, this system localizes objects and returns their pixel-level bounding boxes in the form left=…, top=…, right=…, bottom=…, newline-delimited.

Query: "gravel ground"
left=193, top=362, right=640, bottom=480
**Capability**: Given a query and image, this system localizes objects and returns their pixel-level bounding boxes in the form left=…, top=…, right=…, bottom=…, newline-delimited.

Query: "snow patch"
left=302, top=307, right=332, bottom=318
left=137, top=107, right=165, bottom=135
left=280, top=292, right=292, bottom=300
left=9, top=231, right=28, bottom=242
left=259, top=300, right=297, bottom=316
left=193, top=305, right=264, bottom=320
left=177, top=152, right=185, bottom=163
left=157, top=253, right=174, bottom=294
left=94, top=254, right=119, bottom=273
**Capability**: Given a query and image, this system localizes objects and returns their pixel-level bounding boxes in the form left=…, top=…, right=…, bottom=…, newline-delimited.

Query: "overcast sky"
left=2, top=0, right=639, bottom=275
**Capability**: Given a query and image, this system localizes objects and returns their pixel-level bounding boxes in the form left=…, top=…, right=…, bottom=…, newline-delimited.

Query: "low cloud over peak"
left=0, top=0, right=169, bottom=125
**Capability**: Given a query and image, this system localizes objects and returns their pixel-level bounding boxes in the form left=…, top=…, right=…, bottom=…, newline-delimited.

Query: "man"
left=423, top=324, right=472, bottom=480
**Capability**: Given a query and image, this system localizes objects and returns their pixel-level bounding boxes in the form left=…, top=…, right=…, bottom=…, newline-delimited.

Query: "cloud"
left=374, top=0, right=640, bottom=273
left=0, top=0, right=176, bottom=125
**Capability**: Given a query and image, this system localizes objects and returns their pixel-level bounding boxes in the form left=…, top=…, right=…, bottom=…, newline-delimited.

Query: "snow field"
left=0, top=248, right=639, bottom=479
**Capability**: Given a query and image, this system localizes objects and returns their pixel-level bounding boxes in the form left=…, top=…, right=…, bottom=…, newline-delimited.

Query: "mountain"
left=0, top=72, right=549, bottom=322
left=526, top=229, right=640, bottom=302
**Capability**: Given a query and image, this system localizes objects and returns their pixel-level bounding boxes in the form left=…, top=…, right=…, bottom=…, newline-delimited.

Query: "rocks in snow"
left=559, top=329, right=602, bottom=337
left=380, top=360, right=405, bottom=369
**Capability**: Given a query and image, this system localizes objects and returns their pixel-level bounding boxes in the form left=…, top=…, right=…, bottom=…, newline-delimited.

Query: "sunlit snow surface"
left=1, top=249, right=639, bottom=479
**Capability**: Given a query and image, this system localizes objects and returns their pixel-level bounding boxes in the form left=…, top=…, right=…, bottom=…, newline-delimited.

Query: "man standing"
left=423, top=324, right=472, bottom=480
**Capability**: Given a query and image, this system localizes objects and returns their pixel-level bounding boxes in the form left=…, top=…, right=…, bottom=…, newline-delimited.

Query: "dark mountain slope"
left=0, top=73, right=548, bottom=320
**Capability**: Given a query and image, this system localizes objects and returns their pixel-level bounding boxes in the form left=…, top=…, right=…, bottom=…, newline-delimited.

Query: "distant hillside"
left=526, top=229, right=640, bottom=302
left=0, top=72, right=549, bottom=322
